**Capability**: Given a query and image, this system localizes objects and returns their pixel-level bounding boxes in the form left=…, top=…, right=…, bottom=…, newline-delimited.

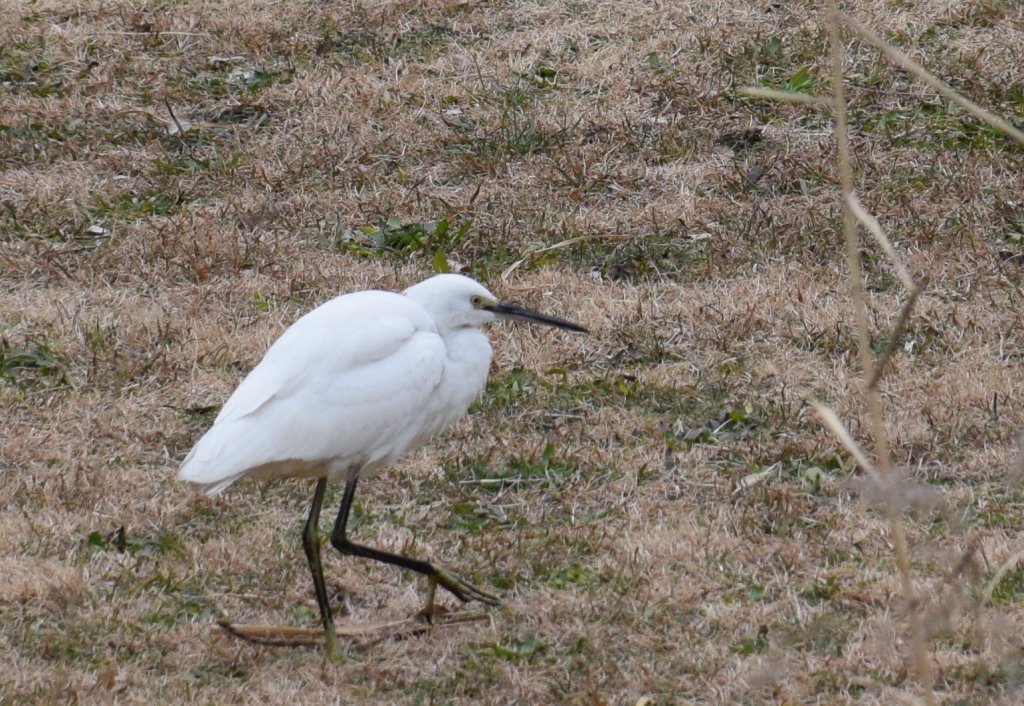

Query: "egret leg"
left=302, top=477, right=339, bottom=659
left=329, top=467, right=499, bottom=620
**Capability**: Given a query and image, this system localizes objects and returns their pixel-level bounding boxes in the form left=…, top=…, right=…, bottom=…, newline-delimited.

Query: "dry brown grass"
left=3, top=0, right=1024, bottom=703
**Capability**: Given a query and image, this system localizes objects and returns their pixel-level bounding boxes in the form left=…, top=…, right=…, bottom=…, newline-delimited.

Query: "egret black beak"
left=486, top=303, right=588, bottom=333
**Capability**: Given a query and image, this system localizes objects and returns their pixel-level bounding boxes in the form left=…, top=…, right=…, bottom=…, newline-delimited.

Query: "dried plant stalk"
left=867, top=284, right=927, bottom=391
left=844, top=15, right=1024, bottom=146
left=825, top=3, right=936, bottom=703
left=810, top=401, right=880, bottom=481
left=845, top=193, right=917, bottom=292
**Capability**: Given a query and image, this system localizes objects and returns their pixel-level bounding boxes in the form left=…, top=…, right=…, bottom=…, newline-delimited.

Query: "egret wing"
left=214, top=291, right=430, bottom=425
left=178, top=292, right=449, bottom=492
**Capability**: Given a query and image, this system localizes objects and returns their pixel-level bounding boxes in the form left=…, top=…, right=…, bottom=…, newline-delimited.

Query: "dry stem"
left=844, top=15, right=1024, bottom=147
left=826, top=3, right=935, bottom=702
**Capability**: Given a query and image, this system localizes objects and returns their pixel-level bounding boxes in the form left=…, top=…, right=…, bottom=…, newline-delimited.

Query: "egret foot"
left=330, top=466, right=501, bottom=623
left=324, top=627, right=341, bottom=661
left=417, top=568, right=499, bottom=623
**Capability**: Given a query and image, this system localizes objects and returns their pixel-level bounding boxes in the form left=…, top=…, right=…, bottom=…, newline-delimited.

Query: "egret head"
left=403, top=274, right=587, bottom=335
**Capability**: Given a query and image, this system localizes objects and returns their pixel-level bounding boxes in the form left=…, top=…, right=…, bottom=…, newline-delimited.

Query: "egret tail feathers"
left=176, top=424, right=248, bottom=495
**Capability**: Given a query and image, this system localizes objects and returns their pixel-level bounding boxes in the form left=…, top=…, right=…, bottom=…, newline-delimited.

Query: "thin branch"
left=844, top=14, right=1024, bottom=146
left=811, top=401, right=880, bottom=482
left=846, top=193, right=917, bottom=292
left=164, top=97, right=185, bottom=136
left=867, top=280, right=928, bottom=391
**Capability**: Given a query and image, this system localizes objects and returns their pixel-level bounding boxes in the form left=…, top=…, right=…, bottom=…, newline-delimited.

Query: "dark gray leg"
left=301, top=477, right=339, bottom=657
left=329, top=466, right=499, bottom=618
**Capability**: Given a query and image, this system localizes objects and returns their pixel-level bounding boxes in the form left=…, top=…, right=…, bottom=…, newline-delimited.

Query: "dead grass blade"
left=737, top=86, right=835, bottom=107
left=501, top=233, right=637, bottom=285
left=732, top=464, right=780, bottom=494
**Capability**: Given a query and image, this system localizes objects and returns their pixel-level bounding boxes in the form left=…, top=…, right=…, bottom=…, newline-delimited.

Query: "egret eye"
left=471, top=295, right=483, bottom=307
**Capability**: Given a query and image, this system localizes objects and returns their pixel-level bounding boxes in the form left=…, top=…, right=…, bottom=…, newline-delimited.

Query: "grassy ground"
left=2, top=0, right=1024, bottom=703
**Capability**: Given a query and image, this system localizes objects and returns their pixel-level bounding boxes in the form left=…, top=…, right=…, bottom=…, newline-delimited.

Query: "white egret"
left=178, top=273, right=586, bottom=656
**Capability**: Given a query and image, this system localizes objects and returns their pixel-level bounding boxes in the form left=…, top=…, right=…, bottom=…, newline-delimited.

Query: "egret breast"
left=372, top=326, right=492, bottom=475
left=436, top=326, right=493, bottom=426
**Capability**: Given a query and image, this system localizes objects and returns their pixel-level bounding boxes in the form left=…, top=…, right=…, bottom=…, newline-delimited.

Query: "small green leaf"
left=802, top=466, right=825, bottom=487
left=491, top=636, right=546, bottom=660
left=246, top=71, right=277, bottom=91
left=432, top=248, right=451, bottom=273
left=782, top=65, right=816, bottom=93
left=252, top=291, right=272, bottom=312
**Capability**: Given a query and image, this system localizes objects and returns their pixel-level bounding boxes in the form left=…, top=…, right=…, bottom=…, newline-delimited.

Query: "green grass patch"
left=316, top=215, right=473, bottom=259
left=987, top=564, right=1024, bottom=605
left=446, top=443, right=580, bottom=493
left=0, top=340, right=70, bottom=389
left=478, top=365, right=733, bottom=422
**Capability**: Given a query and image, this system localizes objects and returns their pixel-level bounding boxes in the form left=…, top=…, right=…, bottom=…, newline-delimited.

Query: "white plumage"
left=178, top=287, right=490, bottom=494
left=176, top=273, right=586, bottom=656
